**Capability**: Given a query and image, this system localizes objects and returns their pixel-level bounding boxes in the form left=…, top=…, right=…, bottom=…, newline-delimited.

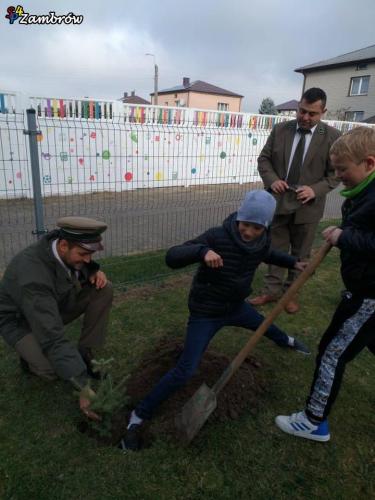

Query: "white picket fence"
left=1, top=89, right=293, bottom=128
left=0, top=89, right=373, bottom=199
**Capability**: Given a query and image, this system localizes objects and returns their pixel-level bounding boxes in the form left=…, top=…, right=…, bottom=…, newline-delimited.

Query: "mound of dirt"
left=80, top=339, right=267, bottom=447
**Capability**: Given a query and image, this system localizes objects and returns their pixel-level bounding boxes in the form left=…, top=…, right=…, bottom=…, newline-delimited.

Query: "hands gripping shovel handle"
left=175, top=242, right=332, bottom=443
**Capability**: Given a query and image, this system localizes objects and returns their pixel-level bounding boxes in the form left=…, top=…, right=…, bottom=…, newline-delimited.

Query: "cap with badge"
left=57, top=216, right=107, bottom=252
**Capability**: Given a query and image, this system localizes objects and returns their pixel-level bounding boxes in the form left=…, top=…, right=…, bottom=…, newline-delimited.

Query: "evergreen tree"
left=259, top=97, right=277, bottom=115
left=85, top=358, right=129, bottom=438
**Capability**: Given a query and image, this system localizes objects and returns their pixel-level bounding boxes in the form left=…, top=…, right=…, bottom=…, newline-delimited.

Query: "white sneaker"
left=275, top=411, right=330, bottom=442
left=287, top=337, right=311, bottom=355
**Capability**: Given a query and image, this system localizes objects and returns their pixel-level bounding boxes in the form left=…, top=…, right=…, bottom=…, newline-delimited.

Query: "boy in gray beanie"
left=236, top=190, right=277, bottom=229
left=120, top=190, right=309, bottom=451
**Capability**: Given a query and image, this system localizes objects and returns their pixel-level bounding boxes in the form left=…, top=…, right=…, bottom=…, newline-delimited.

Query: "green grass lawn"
left=1, top=222, right=375, bottom=499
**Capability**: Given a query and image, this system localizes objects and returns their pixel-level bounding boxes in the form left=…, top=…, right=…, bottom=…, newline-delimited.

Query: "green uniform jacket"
left=0, top=230, right=99, bottom=386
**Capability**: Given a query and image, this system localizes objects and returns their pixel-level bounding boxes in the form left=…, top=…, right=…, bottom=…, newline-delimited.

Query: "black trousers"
left=305, top=295, right=375, bottom=421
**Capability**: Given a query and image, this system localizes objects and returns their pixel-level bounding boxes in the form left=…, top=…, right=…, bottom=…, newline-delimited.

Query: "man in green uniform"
left=0, top=216, right=113, bottom=419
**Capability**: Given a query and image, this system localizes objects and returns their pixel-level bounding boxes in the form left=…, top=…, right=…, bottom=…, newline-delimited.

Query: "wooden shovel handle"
left=212, top=241, right=332, bottom=395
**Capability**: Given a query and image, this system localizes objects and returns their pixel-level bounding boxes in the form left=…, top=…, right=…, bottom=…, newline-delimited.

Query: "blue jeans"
left=135, top=301, right=289, bottom=419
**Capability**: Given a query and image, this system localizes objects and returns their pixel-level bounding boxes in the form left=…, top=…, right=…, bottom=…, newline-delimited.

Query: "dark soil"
left=78, top=339, right=267, bottom=448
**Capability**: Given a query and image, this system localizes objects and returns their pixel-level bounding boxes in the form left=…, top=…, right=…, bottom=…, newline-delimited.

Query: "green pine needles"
left=88, top=358, right=129, bottom=438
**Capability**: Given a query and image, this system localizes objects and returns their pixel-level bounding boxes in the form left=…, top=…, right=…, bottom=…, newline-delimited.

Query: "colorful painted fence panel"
left=1, top=94, right=373, bottom=199
left=0, top=119, right=265, bottom=198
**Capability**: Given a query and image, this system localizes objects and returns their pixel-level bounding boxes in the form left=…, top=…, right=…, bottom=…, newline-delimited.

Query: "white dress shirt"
left=52, top=239, right=79, bottom=279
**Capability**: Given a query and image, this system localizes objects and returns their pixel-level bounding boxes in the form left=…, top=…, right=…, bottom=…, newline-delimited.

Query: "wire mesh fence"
left=0, top=112, right=36, bottom=264
left=0, top=101, right=365, bottom=284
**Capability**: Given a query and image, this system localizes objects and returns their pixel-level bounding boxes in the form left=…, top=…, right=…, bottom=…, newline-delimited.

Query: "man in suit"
left=250, top=88, right=341, bottom=313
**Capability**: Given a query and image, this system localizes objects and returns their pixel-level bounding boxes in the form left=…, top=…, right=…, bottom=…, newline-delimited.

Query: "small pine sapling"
left=87, top=358, right=129, bottom=437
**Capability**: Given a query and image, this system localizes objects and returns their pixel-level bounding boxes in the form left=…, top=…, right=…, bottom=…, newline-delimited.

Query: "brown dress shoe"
left=284, top=300, right=300, bottom=314
left=249, top=294, right=277, bottom=306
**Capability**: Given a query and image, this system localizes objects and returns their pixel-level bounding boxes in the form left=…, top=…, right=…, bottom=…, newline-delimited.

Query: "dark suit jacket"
left=258, top=120, right=341, bottom=223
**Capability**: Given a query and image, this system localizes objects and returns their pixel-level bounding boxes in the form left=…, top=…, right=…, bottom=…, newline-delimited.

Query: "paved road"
left=0, top=182, right=343, bottom=269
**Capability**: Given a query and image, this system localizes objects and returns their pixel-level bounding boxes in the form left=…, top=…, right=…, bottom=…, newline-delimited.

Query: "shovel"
left=175, top=241, right=332, bottom=443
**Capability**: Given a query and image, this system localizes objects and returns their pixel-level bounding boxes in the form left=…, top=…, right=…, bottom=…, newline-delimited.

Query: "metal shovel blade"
left=175, top=383, right=217, bottom=443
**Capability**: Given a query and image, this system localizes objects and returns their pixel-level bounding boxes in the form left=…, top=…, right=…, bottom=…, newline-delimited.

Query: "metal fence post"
left=24, top=108, right=46, bottom=238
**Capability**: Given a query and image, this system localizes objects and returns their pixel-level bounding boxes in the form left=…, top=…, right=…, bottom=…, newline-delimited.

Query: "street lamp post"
left=145, top=53, right=158, bottom=105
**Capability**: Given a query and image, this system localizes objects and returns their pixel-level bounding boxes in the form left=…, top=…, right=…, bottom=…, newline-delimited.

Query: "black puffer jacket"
left=166, top=212, right=296, bottom=316
left=337, top=177, right=375, bottom=298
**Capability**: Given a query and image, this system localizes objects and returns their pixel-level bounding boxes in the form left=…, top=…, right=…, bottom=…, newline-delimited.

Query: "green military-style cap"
left=57, top=216, right=107, bottom=252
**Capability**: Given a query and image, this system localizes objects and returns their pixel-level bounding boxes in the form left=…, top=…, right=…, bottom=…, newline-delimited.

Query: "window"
left=344, top=111, right=364, bottom=122
left=349, top=76, right=370, bottom=95
left=356, top=63, right=368, bottom=70
left=174, top=99, right=185, bottom=107
left=217, top=102, right=229, bottom=111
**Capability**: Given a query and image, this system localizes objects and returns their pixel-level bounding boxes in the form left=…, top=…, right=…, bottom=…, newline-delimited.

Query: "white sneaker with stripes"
left=275, top=411, right=330, bottom=442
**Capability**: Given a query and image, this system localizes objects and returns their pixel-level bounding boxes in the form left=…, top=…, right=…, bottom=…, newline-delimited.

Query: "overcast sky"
left=1, top=0, right=374, bottom=112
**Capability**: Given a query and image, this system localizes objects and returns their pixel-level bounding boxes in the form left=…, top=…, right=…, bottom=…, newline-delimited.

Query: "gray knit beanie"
left=236, top=190, right=276, bottom=228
